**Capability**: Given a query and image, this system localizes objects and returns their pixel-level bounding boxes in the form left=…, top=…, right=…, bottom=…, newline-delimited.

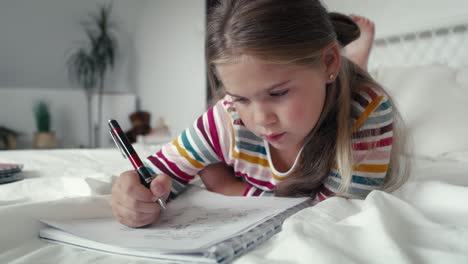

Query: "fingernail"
left=153, top=185, right=164, bottom=196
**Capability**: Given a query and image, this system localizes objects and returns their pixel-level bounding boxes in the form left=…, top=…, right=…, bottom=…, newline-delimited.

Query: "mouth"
left=264, top=132, right=286, bottom=142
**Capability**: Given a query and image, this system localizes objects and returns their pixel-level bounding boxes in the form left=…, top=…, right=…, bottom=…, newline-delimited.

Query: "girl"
left=111, top=0, right=409, bottom=228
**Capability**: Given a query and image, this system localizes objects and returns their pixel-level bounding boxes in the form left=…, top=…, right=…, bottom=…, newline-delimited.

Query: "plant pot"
left=33, top=132, right=57, bottom=149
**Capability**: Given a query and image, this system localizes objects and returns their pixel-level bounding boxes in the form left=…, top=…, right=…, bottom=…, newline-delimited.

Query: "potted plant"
left=33, top=101, right=57, bottom=149
left=67, top=2, right=118, bottom=148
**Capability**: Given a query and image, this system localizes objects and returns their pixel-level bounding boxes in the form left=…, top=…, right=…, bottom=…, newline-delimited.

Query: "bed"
left=1, top=21, right=468, bottom=263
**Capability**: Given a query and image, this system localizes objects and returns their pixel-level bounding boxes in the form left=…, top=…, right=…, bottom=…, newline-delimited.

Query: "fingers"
left=113, top=202, right=158, bottom=228
left=150, top=173, right=172, bottom=201
left=119, top=170, right=154, bottom=202
left=111, top=170, right=163, bottom=227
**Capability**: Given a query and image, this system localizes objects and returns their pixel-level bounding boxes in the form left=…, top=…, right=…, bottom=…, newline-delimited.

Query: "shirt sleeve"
left=317, top=89, right=394, bottom=201
left=143, top=99, right=234, bottom=197
left=243, top=183, right=275, bottom=197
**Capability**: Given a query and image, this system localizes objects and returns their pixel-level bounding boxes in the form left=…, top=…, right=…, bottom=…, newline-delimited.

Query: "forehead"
left=215, top=56, right=303, bottom=93
left=216, top=56, right=293, bottom=78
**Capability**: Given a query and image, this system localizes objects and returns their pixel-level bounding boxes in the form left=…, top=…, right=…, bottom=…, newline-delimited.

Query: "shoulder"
left=206, top=95, right=237, bottom=128
left=215, top=95, right=249, bottom=128
left=352, top=85, right=392, bottom=114
left=351, top=85, right=393, bottom=131
left=211, top=95, right=237, bottom=121
left=211, top=95, right=264, bottom=146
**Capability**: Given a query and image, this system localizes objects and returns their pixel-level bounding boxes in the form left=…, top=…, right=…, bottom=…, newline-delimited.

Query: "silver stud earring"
left=329, top=74, right=334, bottom=80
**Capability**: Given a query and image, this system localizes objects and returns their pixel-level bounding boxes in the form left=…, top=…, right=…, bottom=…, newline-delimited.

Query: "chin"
left=268, top=141, right=288, bottom=150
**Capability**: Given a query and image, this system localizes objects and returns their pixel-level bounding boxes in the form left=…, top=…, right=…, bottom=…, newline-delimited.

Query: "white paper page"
left=41, top=186, right=307, bottom=253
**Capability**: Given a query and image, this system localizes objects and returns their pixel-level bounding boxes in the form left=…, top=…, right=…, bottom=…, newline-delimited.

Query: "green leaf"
left=66, top=1, right=118, bottom=91
left=33, top=101, right=51, bottom=132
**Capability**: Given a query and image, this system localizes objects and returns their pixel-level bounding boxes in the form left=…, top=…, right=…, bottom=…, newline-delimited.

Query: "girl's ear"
left=321, top=43, right=341, bottom=83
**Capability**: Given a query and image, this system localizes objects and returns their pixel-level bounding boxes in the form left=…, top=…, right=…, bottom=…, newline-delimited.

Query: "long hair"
left=206, top=0, right=410, bottom=197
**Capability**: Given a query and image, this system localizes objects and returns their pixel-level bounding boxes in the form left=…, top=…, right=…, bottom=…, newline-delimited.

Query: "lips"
left=264, top=132, right=285, bottom=142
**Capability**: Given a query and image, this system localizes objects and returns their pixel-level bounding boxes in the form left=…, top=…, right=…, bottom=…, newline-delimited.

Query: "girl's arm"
left=143, top=99, right=272, bottom=198
left=144, top=99, right=239, bottom=198
left=198, top=163, right=248, bottom=196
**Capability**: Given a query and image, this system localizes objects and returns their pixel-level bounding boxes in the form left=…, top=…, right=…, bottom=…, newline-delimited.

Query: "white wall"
left=0, top=0, right=207, bottom=148
left=0, top=0, right=141, bottom=91
left=0, top=88, right=87, bottom=148
left=0, top=88, right=135, bottom=148
left=0, top=0, right=144, bottom=149
left=135, top=0, right=207, bottom=136
left=323, top=0, right=468, bottom=38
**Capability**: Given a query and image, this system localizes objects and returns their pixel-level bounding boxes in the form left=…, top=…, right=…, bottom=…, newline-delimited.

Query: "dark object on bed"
left=125, top=111, right=151, bottom=144
left=0, top=163, right=24, bottom=184
left=0, top=126, right=20, bottom=150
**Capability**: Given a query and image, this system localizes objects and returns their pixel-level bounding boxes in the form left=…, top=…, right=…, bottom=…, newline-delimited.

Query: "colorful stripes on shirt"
left=317, top=86, right=393, bottom=201
left=145, top=85, right=393, bottom=201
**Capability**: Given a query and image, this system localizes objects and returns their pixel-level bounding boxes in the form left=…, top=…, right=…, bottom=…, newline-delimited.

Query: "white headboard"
left=369, top=21, right=468, bottom=70
left=367, top=19, right=468, bottom=158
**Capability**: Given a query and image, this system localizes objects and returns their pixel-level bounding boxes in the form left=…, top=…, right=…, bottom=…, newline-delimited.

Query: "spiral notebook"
left=39, top=185, right=311, bottom=263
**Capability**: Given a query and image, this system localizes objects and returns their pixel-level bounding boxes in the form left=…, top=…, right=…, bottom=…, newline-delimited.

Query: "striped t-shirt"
left=144, top=85, right=393, bottom=200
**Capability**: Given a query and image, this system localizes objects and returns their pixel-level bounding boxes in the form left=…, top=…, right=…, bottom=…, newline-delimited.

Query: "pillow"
left=372, top=64, right=468, bottom=157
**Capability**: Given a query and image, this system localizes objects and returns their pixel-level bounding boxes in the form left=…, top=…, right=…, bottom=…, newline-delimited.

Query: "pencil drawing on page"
left=128, top=205, right=264, bottom=241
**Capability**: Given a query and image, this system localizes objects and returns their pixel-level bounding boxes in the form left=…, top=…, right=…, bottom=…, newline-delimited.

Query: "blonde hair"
left=206, top=0, right=410, bottom=197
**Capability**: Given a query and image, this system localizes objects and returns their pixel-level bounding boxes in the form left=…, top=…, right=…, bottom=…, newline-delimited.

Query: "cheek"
left=285, top=91, right=326, bottom=126
left=285, top=104, right=307, bottom=123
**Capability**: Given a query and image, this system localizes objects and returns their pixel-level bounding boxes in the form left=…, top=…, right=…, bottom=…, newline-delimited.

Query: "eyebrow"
left=226, top=80, right=291, bottom=98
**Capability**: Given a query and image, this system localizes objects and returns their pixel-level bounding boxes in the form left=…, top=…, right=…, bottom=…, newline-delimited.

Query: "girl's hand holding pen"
left=111, top=170, right=172, bottom=228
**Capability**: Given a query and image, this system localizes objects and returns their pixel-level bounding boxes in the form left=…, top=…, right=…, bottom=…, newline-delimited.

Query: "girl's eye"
left=233, top=97, right=249, bottom=104
left=270, top=89, right=289, bottom=97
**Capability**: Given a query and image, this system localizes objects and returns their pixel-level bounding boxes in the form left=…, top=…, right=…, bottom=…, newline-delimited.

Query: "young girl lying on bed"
left=111, top=0, right=409, bottom=227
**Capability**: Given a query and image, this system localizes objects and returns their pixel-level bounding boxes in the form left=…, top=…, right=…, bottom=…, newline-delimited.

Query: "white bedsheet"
left=0, top=149, right=467, bottom=263
left=0, top=147, right=157, bottom=206
left=237, top=181, right=468, bottom=264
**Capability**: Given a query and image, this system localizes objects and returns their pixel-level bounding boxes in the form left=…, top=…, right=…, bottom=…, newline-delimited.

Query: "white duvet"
left=0, top=148, right=467, bottom=263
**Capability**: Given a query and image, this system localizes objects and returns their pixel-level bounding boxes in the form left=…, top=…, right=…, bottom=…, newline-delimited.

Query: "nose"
left=253, top=103, right=277, bottom=127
